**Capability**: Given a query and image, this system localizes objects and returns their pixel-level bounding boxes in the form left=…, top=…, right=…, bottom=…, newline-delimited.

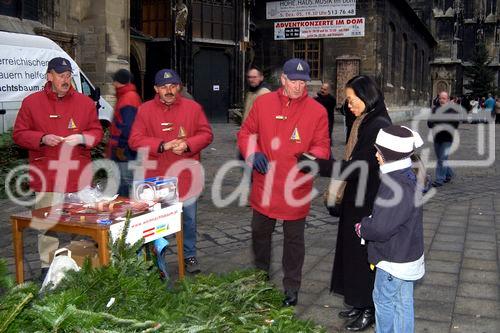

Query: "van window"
left=81, top=75, right=93, bottom=97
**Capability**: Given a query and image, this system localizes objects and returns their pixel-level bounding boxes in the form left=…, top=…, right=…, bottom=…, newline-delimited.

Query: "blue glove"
left=248, top=152, right=269, bottom=174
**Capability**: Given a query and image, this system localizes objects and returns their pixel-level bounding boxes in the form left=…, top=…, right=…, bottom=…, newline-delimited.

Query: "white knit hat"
left=374, top=126, right=424, bottom=161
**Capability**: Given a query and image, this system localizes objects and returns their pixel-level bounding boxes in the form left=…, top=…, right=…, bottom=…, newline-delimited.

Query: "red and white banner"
left=274, top=17, right=364, bottom=40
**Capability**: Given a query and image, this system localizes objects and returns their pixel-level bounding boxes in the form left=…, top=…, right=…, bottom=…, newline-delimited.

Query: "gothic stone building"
left=251, top=0, right=436, bottom=110
left=410, top=0, right=500, bottom=98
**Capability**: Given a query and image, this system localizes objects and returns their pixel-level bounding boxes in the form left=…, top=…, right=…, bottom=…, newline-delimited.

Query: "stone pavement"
left=0, top=113, right=499, bottom=332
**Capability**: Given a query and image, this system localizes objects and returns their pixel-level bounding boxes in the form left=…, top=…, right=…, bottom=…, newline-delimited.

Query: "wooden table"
left=11, top=206, right=185, bottom=283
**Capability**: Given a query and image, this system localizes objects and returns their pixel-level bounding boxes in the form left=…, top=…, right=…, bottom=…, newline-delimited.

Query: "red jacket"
left=129, top=95, right=213, bottom=200
left=238, top=88, right=330, bottom=220
left=13, top=82, right=103, bottom=193
left=108, top=83, right=142, bottom=161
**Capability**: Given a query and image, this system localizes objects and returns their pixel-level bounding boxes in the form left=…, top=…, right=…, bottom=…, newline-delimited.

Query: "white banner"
left=109, top=202, right=183, bottom=245
left=0, top=45, right=80, bottom=102
left=274, top=17, right=365, bottom=40
left=266, top=0, right=356, bottom=19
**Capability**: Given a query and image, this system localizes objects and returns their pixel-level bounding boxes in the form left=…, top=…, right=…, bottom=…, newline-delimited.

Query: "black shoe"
left=444, top=177, right=452, bottom=183
left=184, top=257, right=201, bottom=274
left=339, top=307, right=362, bottom=319
left=282, top=290, right=298, bottom=307
left=431, top=181, right=443, bottom=187
left=345, top=308, right=375, bottom=331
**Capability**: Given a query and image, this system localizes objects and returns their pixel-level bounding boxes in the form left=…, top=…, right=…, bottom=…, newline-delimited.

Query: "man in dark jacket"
left=109, top=69, right=142, bottom=196
left=427, top=91, right=459, bottom=187
left=314, top=82, right=336, bottom=141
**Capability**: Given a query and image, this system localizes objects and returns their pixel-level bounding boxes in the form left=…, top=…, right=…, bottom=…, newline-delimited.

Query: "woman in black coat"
left=300, top=75, right=391, bottom=331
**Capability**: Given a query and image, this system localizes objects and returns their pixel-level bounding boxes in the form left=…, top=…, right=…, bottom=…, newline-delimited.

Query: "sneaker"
left=184, top=257, right=201, bottom=274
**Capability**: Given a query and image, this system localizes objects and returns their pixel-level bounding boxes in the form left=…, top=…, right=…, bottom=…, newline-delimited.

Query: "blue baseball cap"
left=283, top=58, right=310, bottom=81
left=155, top=69, right=181, bottom=86
left=47, top=57, right=72, bottom=73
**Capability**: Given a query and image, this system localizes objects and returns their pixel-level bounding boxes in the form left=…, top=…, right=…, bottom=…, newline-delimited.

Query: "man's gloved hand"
left=248, top=152, right=269, bottom=174
left=296, top=152, right=317, bottom=174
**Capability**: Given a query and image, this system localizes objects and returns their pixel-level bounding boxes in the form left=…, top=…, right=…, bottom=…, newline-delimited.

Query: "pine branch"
left=0, top=292, right=33, bottom=333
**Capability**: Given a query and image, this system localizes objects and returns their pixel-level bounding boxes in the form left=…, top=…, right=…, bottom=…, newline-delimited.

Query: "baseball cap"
left=283, top=58, right=311, bottom=81
left=112, top=69, right=133, bottom=84
left=47, top=57, right=72, bottom=73
left=155, top=69, right=181, bottom=86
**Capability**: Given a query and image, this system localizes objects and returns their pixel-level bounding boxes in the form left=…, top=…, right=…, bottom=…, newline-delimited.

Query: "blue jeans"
left=116, top=161, right=134, bottom=197
left=434, top=141, right=454, bottom=184
left=183, top=199, right=198, bottom=258
left=373, top=268, right=414, bottom=333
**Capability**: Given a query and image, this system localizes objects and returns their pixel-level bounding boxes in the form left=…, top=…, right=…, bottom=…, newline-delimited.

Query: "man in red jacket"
left=109, top=69, right=142, bottom=196
left=13, top=57, right=103, bottom=277
left=237, top=59, right=330, bottom=306
left=129, top=69, right=213, bottom=274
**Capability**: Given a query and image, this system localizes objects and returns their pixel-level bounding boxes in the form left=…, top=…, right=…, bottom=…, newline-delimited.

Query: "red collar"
left=44, top=81, right=75, bottom=100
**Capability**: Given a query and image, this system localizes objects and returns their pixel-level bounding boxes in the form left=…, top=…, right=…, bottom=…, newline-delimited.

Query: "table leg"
left=11, top=219, right=24, bottom=284
left=176, top=230, right=185, bottom=279
left=96, top=230, right=110, bottom=267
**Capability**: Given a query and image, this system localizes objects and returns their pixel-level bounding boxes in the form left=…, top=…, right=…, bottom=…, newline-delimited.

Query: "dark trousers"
left=251, top=210, right=305, bottom=291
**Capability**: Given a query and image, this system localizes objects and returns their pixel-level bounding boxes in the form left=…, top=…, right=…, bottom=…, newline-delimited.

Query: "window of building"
left=293, top=40, right=321, bottom=80
left=401, top=33, right=408, bottom=87
left=487, top=0, right=497, bottom=14
left=387, top=23, right=396, bottom=84
left=141, top=0, right=172, bottom=38
left=0, top=0, right=39, bottom=20
left=193, top=0, right=234, bottom=40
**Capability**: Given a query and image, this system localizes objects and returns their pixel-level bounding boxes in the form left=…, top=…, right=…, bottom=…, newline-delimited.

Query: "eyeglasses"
left=246, top=75, right=259, bottom=79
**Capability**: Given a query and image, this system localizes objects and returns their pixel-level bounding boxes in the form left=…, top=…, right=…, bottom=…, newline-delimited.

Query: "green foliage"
left=0, top=129, right=29, bottom=199
left=463, top=42, right=497, bottom=98
left=0, top=221, right=324, bottom=332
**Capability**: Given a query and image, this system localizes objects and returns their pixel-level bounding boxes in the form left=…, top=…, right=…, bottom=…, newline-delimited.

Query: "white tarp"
left=266, top=0, right=356, bottom=20
left=109, top=202, right=183, bottom=245
left=274, top=17, right=365, bottom=40
left=0, top=45, right=80, bottom=102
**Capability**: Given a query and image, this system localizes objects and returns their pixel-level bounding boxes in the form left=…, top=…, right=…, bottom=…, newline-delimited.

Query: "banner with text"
left=266, top=0, right=356, bottom=20
left=0, top=45, right=79, bottom=102
left=274, top=17, right=365, bottom=40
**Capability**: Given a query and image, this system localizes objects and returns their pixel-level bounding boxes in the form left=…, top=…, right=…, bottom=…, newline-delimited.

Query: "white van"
left=0, top=31, right=113, bottom=133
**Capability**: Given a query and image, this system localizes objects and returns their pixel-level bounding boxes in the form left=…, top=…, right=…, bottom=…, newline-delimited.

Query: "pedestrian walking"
left=298, top=75, right=392, bottom=331
left=495, top=97, right=500, bottom=124
left=129, top=69, right=213, bottom=274
left=356, top=125, right=425, bottom=333
left=12, top=57, right=103, bottom=279
left=108, top=69, right=141, bottom=197
left=427, top=91, right=459, bottom=187
left=242, top=66, right=271, bottom=122
left=314, top=82, right=337, bottom=142
left=237, top=58, right=330, bottom=307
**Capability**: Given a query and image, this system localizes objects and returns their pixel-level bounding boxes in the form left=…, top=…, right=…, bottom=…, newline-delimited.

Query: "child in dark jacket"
left=355, top=125, right=425, bottom=333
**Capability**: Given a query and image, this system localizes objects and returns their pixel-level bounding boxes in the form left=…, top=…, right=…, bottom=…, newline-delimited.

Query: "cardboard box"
left=49, top=240, right=100, bottom=268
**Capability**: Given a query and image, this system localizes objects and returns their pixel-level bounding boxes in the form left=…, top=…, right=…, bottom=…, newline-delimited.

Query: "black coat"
left=314, top=93, right=336, bottom=137
left=316, top=99, right=392, bottom=308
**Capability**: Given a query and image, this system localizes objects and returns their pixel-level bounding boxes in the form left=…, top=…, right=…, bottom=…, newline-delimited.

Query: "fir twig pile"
left=0, top=213, right=324, bottom=332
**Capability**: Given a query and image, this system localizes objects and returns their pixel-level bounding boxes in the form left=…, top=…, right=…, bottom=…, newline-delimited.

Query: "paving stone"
left=464, top=248, right=497, bottom=261
left=437, top=226, right=467, bottom=236
left=457, top=282, right=498, bottom=300
left=454, top=297, right=499, bottom=318
left=434, top=234, right=465, bottom=243
left=431, top=240, right=465, bottom=252
left=425, top=259, right=461, bottom=274
left=460, top=269, right=499, bottom=284
left=414, top=284, right=456, bottom=302
left=427, top=250, right=462, bottom=262
left=450, top=314, right=500, bottom=333
left=420, top=271, right=459, bottom=287
left=464, top=240, right=496, bottom=250
left=414, top=298, right=454, bottom=322
left=415, top=318, right=452, bottom=333
left=461, top=258, right=498, bottom=271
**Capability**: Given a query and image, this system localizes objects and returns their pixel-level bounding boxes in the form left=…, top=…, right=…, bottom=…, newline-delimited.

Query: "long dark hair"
left=345, top=75, right=383, bottom=112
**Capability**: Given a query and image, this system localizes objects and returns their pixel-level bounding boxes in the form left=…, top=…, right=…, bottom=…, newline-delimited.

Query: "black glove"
left=297, top=153, right=318, bottom=174
left=248, top=152, right=269, bottom=174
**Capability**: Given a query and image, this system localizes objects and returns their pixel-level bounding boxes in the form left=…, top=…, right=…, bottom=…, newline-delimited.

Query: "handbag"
left=323, top=179, right=346, bottom=217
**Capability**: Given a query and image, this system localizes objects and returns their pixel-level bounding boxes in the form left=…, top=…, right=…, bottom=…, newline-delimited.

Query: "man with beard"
left=314, top=82, right=337, bottom=141
left=129, top=69, right=213, bottom=274
left=13, top=57, right=103, bottom=279
left=242, top=66, right=271, bottom=122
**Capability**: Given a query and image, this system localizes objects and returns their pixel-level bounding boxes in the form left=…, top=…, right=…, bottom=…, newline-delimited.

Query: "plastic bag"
left=40, top=248, right=80, bottom=291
